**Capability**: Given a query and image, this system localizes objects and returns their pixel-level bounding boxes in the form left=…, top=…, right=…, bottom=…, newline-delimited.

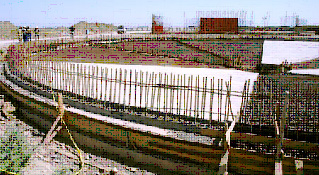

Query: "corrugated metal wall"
left=200, top=18, right=238, bottom=34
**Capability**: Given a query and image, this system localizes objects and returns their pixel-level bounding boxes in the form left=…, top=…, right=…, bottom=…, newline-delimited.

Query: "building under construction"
left=152, top=14, right=164, bottom=34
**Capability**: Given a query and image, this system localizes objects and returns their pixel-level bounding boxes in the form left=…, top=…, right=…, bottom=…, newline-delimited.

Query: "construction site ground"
left=0, top=106, right=155, bottom=175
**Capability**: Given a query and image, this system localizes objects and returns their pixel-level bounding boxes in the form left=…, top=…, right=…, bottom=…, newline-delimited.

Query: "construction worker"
left=34, top=26, right=40, bottom=40
left=26, top=26, right=31, bottom=41
left=69, top=26, right=75, bottom=39
left=22, top=26, right=27, bottom=42
left=17, top=27, right=22, bottom=42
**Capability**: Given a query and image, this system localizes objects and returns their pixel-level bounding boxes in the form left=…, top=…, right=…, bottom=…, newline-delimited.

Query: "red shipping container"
left=200, top=18, right=238, bottom=34
left=152, top=26, right=163, bottom=34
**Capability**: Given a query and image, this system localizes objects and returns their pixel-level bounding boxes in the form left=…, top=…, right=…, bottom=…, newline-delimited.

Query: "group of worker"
left=18, top=26, right=40, bottom=42
left=17, top=25, right=77, bottom=42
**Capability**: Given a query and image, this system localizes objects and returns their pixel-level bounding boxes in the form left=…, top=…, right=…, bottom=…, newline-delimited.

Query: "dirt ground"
left=181, top=39, right=264, bottom=69
left=0, top=104, right=154, bottom=175
left=21, top=39, right=264, bottom=71
left=291, top=58, right=319, bottom=69
left=28, top=44, right=225, bottom=69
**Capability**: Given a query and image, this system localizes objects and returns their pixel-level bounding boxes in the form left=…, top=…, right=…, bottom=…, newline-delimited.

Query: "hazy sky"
left=1, top=0, right=318, bottom=27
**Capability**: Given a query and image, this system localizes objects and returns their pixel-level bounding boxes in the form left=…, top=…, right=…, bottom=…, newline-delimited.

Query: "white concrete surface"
left=27, top=61, right=258, bottom=122
left=262, top=40, right=319, bottom=65
left=289, top=69, right=319, bottom=75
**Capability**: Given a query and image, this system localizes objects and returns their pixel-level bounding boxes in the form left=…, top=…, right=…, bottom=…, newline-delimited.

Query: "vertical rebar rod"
left=118, top=68, right=122, bottom=106
left=140, top=70, right=143, bottom=109
left=189, top=75, right=193, bottom=117
left=123, top=69, right=127, bottom=110
left=176, top=74, right=180, bottom=116
left=157, top=73, right=162, bottom=113
left=109, top=68, right=113, bottom=104
left=170, top=74, right=175, bottom=116
left=220, top=79, right=223, bottom=122
left=194, top=75, right=198, bottom=121
left=134, top=70, right=138, bottom=107
left=150, top=73, right=156, bottom=110
left=104, top=68, right=108, bottom=106
left=95, top=66, right=99, bottom=100
left=113, top=68, right=118, bottom=104
left=76, top=64, right=80, bottom=98
left=100, top=67, right=104, bottom=101
left=145, top=71, right=150, bottom=110
left=217, top=79, right=220, bottom=122
left=163, top=73, right=167, bottom=115
left=185, top=75, right=190, bottom=117
left=201, top=77, right=208, bottom=120
left=81, top=64, right=85, bottom=98
left=209, top=78, right=214, bottom=127
left=128, top=69, right=132, bottom=107
left=183, top=74, right=187, bottom=116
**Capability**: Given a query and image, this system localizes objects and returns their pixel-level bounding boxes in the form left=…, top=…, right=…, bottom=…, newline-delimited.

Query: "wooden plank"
left=200, top=128, right=319, bottom=154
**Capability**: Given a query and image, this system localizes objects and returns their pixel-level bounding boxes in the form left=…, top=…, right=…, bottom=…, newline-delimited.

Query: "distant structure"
left=0, top=21, right=18, bottom=40
left=117, top=25, right=125, bottom=34
left=280, top=12, right=308, bottom=27
left=199, top=18, right=238, bottom=34
left=196, top=10, right=247, bottom=26
left=152, top=14, right=164, bottom=34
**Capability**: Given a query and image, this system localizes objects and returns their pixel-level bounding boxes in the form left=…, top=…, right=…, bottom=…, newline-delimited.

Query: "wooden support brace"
left=218, top=116, right=238, bottom=175
left=43, top=93, right=64, bottom=145
left=275, top=91, right=289, bottom=175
